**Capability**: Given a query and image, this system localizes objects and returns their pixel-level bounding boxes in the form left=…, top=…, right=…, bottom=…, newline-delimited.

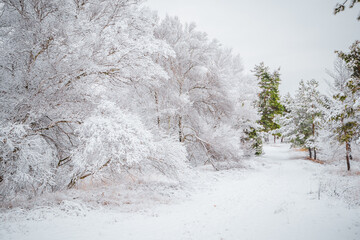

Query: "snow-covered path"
left=1, top=144, right=360, bottom=240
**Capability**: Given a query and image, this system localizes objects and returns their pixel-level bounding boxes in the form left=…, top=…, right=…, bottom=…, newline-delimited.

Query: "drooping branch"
left=33, top=120, right=82, bottom=132
left=68, top=158, right=112, bottom=188
left=334, top=0, right=360, bottom=20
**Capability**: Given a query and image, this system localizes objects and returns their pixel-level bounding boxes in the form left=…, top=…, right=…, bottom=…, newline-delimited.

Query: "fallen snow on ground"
left=1, top=144, right=360, bottom=240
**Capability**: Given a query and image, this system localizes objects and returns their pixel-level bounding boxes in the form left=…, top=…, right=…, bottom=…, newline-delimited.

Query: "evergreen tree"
left=332, top=5, right=360, bottom=170
left=276, top=80, right=325, bottom=159
left=253, top=62, right=284, bottom=142
left=247, top=128, right=263, bottom=155
left=330, top=89, right=357, bottom=171
left=327, top=42, right=360, bottom=170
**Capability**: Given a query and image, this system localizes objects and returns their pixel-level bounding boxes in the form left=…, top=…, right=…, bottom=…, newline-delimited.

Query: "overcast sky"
left=145, top=0, right=359, bottom=95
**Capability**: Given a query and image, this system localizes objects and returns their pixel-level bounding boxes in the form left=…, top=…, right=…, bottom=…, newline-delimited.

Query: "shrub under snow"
left=0, top=102, right=189, bottom=202
left=69, top=103, right=188, bottom=188
left=0, top=123, right=58, bottom=201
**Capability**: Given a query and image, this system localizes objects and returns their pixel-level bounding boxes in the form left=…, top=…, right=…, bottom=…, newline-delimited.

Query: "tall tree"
left=253, top=63, right=284, bottom=143
left=154, top=16, right=260, bottom=166
left=332, top=0, right=360, bottom=170
left=328, top=43, right=360, bottom=170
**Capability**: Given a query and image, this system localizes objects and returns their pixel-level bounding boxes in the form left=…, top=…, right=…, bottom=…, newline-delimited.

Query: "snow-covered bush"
left=0, top=102, right=189, bottom=200
left=69, top=102, right=188, bottom=188
left=148, top=134, right=189, bottom=181
left=0, top=123, right=58, bottom=201
left=199, top=124, right=244, bottom=169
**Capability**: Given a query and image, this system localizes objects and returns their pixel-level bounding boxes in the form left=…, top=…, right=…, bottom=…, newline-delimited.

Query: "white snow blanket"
left=1, top=144, right=359, bottom=240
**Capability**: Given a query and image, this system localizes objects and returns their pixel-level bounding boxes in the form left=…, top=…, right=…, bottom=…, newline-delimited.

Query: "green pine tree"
left=248, top=127, right=263, bottom=155
left=331, top=41, right=360, bottom=171
left=253, top=62, right=284, bottom=142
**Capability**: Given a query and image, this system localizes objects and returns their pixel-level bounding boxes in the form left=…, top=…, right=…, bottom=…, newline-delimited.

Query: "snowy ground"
left=1, top=144, right=360, bottom=240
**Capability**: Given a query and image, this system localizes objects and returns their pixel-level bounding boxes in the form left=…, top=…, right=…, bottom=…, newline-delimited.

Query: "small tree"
left=247, top=128, right=263, bottom=155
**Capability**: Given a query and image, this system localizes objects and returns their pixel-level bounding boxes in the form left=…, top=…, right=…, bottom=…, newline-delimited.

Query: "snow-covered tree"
left=154, top=16, right=259, bottom=167
left=325, top=57, right=359, bottom=171
left=276, top=80, right=325, bottom=159
left=0, top=0, right=181, bottom=200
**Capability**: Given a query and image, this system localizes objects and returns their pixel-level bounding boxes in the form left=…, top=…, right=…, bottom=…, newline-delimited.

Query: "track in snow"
left=1, top=144, right=360, bottom=240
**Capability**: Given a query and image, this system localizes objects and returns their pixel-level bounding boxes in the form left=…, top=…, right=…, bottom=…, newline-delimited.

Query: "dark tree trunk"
left=308, top=147, right=312, bottom=159
left=312, top=121, right=316, bottom=160
left=274, top=135, right=276, bottom=143
left=178, top=116, right=183, bottom=142
left=346, top=142, right=351, bottom=171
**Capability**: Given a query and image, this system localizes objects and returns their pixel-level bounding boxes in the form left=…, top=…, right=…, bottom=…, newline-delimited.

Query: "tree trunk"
left=281, top=136, right=284, bottom=143
left=346, top=142, right=351, bottom=171
left=312, top=122, right=316, bottom=160
left=154, top=91, right=160, bottom=127
left=308, top=147, right=312, bottom=159
left=178, top=116, right=183, bottom=142
left=274, top=135, right=276, bottom=143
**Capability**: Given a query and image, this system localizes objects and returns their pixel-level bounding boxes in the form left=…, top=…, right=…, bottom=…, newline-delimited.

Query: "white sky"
left=145, top=0, right=360, bottom=95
